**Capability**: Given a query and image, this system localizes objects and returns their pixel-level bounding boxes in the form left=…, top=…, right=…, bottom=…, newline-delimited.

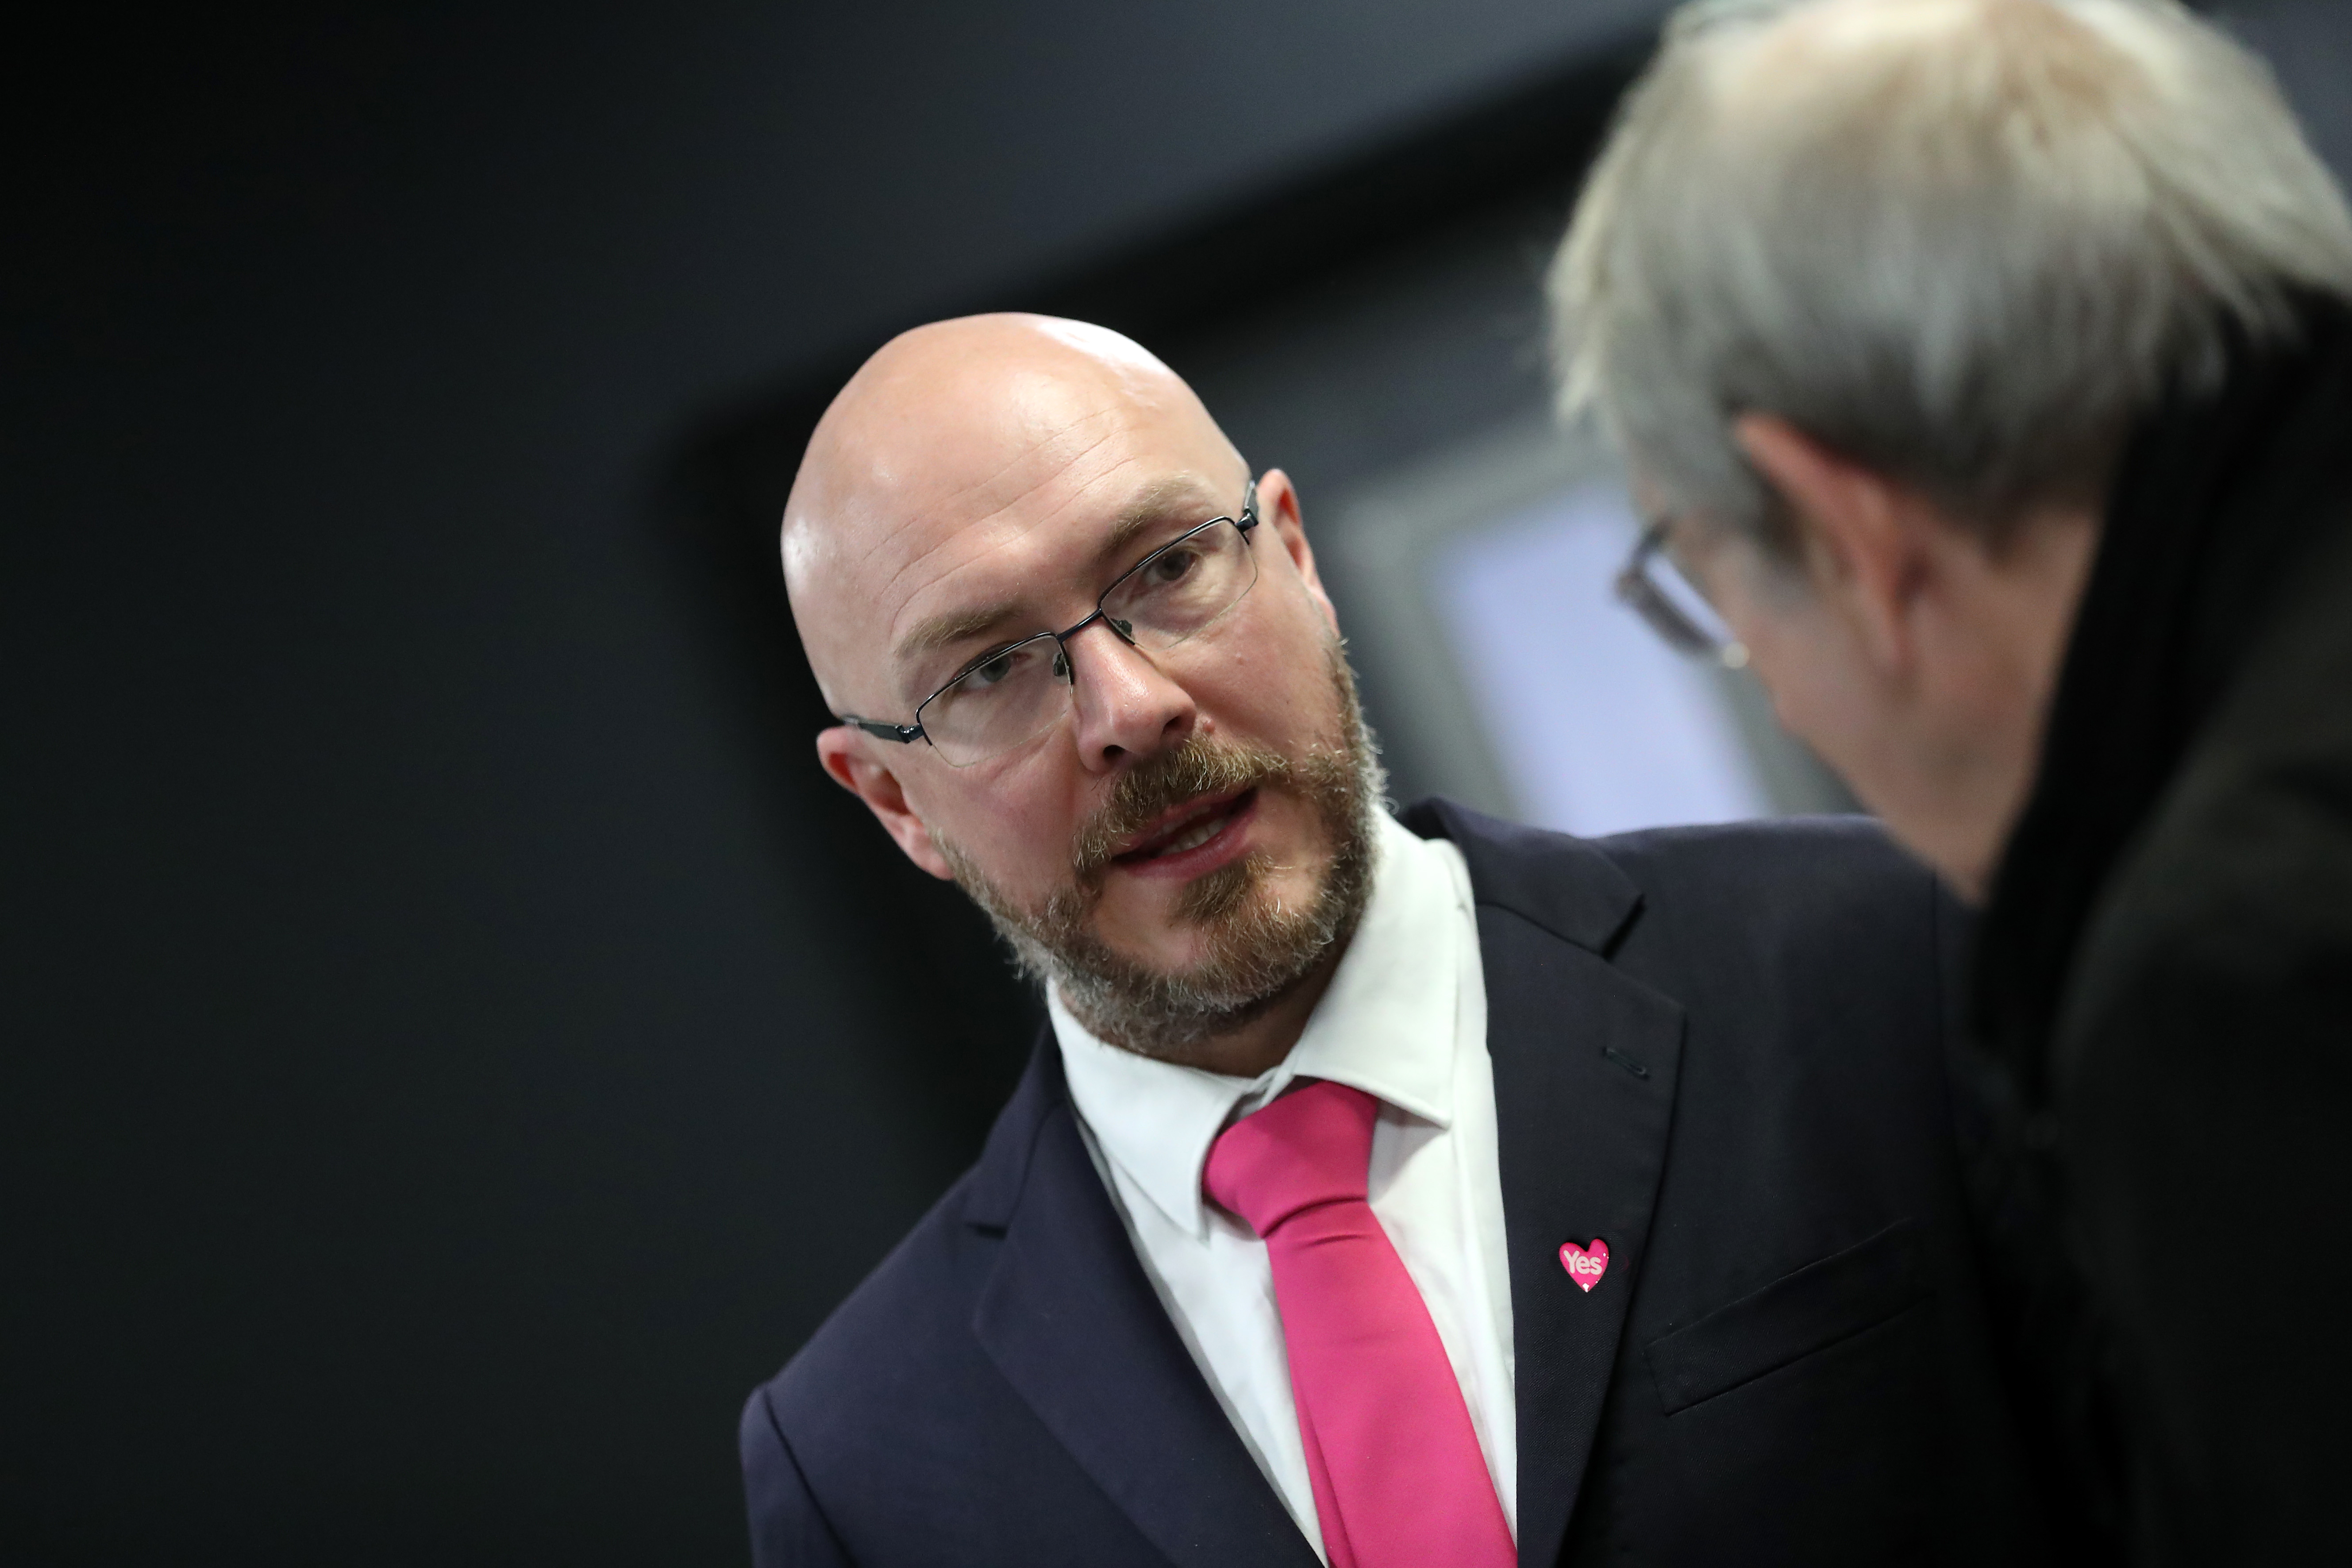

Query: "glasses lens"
left=1102, top=519, right=1257, bottom=651
left=1621, top=540, right=1738, bottom=659
left=920, top=636, right=1070, bottom=767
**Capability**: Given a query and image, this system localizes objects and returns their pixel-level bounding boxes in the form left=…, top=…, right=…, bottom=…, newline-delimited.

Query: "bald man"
left=739, top=315, right=2051, bottom=1568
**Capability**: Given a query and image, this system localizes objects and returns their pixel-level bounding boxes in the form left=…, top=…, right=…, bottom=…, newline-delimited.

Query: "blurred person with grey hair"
left=1550, top=0, right=2352, bottom=1561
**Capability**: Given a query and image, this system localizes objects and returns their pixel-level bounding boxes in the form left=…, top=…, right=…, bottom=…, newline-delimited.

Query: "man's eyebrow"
left=1099, top=477, right=1226, bottom=562
left=894, top=601, right=1026, bottom=669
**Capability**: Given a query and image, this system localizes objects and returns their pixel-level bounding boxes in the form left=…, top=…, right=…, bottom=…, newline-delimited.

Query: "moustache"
left=1069, top=735, right=1296, bottom=884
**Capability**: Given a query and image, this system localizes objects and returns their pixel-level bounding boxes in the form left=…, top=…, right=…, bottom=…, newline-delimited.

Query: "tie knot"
left=1203, top=1080, right=1378, bottom=1238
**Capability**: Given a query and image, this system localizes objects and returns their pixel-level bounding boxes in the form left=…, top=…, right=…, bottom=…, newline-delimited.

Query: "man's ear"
left=815, top=726, right=956, bottom=880
left=1733, top=414, right=1925, bottom=674
left=1255, top=468, right=1337, bottom=632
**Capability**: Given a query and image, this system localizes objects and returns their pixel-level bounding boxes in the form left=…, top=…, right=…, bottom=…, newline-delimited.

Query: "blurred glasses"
left=839, top=482, right=1262, bottom=767
left=1615, top=519, right=1749, bottom=670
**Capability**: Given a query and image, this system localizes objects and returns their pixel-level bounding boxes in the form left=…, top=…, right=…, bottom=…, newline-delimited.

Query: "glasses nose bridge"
left=1047, top=605, right=1140, bottom=681
left=1050, top=604, right=1182, bottom=737
left=1051, top=601, right=1202, bottom=766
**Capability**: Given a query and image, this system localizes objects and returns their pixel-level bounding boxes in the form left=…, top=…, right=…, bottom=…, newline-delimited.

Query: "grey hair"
left=1549, top=0, right=2352, bottom=541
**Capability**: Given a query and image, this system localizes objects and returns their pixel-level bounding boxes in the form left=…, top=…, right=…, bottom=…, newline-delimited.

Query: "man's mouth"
left=1112, top=788, right=1257, bottom=866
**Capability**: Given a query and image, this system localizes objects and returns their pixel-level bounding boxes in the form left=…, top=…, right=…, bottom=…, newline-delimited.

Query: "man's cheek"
left=1751, top=651, right=1839, bottom=759
left=1201, top=661, right=1322, bottom=749
left=935, top=794, right=1063, bottom=895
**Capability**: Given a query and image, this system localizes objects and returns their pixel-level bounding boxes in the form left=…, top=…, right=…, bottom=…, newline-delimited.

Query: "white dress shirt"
left=1051, top=811, right=1516, bottom=1562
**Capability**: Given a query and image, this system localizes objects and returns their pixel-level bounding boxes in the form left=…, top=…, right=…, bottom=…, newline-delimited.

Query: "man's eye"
left=962, top=651, right=1018, bottom=689
left=1143, top=547, right=1201, bottom=586
left=954, top=641, right=1050, bottom=693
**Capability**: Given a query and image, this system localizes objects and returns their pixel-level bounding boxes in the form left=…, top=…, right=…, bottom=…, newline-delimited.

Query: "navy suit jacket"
left=741, top=803, right=2052, bottom=1566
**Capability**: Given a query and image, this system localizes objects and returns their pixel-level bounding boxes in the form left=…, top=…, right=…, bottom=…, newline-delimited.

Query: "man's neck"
left=1196, top=941, right=1349, bottom=1079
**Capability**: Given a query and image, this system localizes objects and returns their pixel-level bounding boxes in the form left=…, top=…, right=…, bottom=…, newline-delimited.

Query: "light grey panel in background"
left=1434, top=485, right=1768, bottom=836
left=1322, top=417, right=1855, bottom=828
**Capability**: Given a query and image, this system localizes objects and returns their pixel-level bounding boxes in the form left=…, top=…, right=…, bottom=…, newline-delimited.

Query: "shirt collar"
left=1052, top=810, right=1468, bottom=1241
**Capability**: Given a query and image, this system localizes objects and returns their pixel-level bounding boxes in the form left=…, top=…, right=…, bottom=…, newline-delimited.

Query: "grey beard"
left=937, top=644, right=1386, bottom=1066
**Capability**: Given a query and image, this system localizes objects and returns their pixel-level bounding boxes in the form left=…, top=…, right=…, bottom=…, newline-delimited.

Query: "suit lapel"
left=971, top=1044, right=1317, bottom=1568
left=1410, top=801, right=1686, bottom=1568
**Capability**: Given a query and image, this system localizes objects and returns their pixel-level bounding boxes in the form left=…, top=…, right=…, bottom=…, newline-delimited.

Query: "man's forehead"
left=827, top=352, right=1161, bottom=559
left=785, top=312, right=1245, bottom=707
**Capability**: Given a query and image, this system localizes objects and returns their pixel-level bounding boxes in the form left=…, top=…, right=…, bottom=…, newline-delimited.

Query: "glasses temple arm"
left=839, top=716, right=924, bottom=744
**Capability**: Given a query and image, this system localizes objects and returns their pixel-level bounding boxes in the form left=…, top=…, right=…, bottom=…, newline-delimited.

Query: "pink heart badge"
left=1559, top=1238, right=1609, bottom=1292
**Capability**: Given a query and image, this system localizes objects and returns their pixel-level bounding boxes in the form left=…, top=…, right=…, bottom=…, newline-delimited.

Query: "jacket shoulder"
left=750, top=1037, right=1060, bottom=1437
left=1408, top=799, right=1939, bottom=948
left=1407, top=800, right=1956, bottom=1036
left=758, top=1162, right=995, bottom=1422
left=1595, top=817, right=1952, bottom=1012
left=1596, top=815, right=1935, bottom=921
left=740, top=1380, right=855, bottom=1568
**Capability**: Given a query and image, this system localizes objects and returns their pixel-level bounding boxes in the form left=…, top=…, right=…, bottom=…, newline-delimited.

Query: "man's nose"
left=1063, top=620, right=1195, bottom=771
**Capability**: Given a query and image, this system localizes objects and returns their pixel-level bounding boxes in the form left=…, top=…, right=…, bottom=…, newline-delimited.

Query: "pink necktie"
left=1204, top=1080, right=1515, bottom=1568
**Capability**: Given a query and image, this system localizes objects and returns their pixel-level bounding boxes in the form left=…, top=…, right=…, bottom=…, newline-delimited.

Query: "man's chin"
left=945, top=834, right=1366, bottom=1063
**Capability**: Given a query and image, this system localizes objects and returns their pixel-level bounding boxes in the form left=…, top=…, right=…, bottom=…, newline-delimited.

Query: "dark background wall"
left=8, top=2, right=2343, bottom=1563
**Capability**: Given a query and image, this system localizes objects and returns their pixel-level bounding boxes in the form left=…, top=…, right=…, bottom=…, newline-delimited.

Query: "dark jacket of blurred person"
left=1964, top=295, right=2352, bottom=1562
left=1547, top=1, right=2352, bottom=1562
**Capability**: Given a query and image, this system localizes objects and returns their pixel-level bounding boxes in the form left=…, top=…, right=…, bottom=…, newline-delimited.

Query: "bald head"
left=783, top=314, right=1247, bottom=714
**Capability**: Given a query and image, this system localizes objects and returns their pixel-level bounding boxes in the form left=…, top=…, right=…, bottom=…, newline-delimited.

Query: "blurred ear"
left=815, top=726, right=955, bottom=880
left=1733, top=414, right=1932, bottom=676
left=1255, top=467, right=1336, bottom=632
